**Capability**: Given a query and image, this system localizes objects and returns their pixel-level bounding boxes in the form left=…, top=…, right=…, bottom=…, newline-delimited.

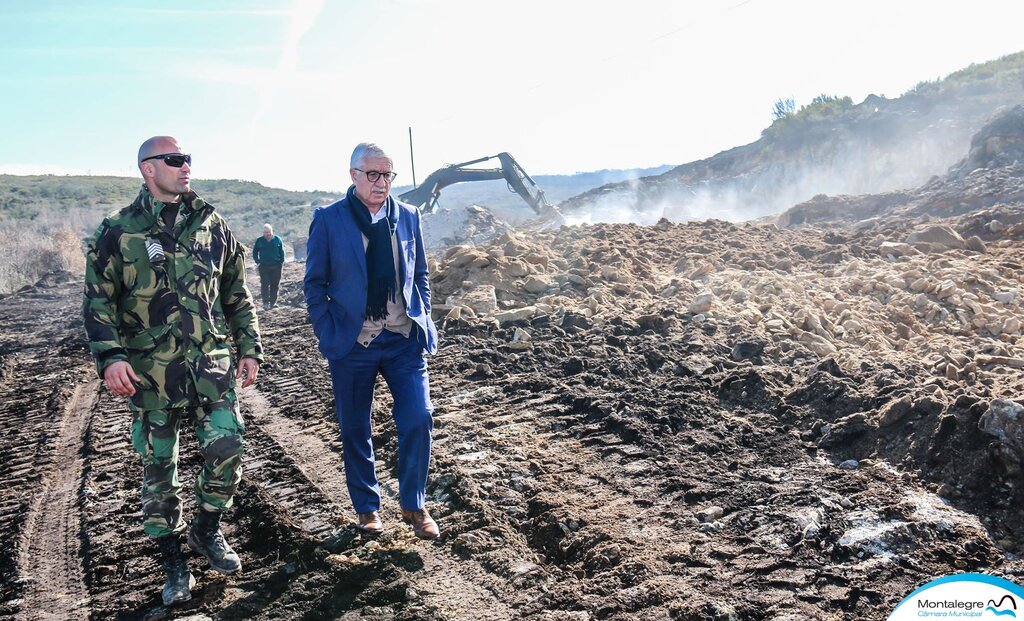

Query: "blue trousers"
left=327, top=330, right=433, bottom=513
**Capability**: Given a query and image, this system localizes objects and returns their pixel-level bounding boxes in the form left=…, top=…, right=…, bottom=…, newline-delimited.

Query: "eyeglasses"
left=354, top=168, right=397, bottom=183
left=141, top=153, right=192, bottom=168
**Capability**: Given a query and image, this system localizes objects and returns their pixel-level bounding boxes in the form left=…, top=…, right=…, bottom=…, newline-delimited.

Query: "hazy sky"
left=2, top=0, right=1023, bottom=192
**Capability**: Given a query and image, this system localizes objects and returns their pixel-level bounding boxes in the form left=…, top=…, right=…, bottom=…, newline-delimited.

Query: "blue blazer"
left=303, top=195, right=438, bottom=360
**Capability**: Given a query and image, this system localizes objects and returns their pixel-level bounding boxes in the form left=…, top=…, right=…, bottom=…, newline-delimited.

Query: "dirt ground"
left=1, top=197, right=1023, bottom=621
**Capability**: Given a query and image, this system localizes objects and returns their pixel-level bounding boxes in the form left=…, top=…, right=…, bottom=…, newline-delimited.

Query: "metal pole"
left=408, top=127, right=417, bottom=188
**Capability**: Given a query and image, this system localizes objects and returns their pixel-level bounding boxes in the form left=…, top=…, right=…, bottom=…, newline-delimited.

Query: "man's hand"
left=237, top=357, right=260, bottom=388
left=103, top=360, right=140, bottom=397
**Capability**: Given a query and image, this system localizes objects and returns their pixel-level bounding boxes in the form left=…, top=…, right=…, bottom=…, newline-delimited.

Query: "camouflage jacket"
left=83, top=186, right=263, bottom=411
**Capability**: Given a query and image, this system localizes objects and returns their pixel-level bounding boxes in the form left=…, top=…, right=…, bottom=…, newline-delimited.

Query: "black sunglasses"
left=354, top=168, right=397, bottom=183
left=141, top=153, right=192, bottom=168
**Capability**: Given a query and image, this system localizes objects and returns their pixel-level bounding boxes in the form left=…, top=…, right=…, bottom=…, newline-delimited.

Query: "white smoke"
left=563, top=121, right=978, bottom=226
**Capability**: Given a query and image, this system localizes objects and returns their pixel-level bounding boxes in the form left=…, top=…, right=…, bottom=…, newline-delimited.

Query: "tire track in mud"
left=432, top=378, right=738, bottom=614
left=76, top=378, right=348, bottom=620
left=240, top=386, right=348, bottom=522
left=427, top=380, right=666, bottom=615
left=0, top=277, right=96, bottom=619
left=239, top=392, right=340, bottom=538
left=429, top=329, right=1004, bottom=620
left=433, top=378, right=825, bottom=618
left=12, top=380, right=97, bottom=621
left=433, top=356, right=808, bottom=617
left=78, top=382, right=158, bottom=617
left=0, top=376, right=54, bottom=615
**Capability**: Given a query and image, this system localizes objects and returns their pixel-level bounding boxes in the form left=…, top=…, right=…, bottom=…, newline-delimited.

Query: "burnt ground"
left=1, top=259, right=1023, bottom=621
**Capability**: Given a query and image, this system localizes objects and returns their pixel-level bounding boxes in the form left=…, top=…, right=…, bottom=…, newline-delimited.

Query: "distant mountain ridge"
left=560, top=51, right=1024, bottom=223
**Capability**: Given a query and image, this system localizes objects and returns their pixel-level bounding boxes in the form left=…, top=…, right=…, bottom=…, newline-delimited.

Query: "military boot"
left=156, top=535, right=195, bottom=606
left=187, top=510, right=242, bottom=574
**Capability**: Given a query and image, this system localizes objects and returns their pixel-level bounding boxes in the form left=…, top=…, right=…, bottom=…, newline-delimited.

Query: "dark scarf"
left=346, top=185, right=398, bottom=321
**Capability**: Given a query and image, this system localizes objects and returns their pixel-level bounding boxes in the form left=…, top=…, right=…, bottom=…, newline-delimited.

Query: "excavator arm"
left=399, top=152, right=552, bottom=215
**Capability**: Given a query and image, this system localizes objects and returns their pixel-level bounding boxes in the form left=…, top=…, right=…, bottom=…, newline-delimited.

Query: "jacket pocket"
left=314, top=301, right=349, bottom=342
left=311, top=303, right=333, bottom=341
left=196, top=347, right=234, bottom=398
left=124, top=324, right=172, bottom=354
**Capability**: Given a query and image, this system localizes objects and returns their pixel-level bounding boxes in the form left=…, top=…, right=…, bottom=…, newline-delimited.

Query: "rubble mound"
left=431, top=219, right=1022, bottom=390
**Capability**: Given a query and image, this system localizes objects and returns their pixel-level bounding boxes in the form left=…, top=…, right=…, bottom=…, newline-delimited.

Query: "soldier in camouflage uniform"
left=83, top=136, right=263, bottom=607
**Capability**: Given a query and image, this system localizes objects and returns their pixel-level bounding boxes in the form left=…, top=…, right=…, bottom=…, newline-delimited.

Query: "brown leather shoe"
left=401, top=508, right=439, bottom=540
left=356, top=511, right=383, bottom=535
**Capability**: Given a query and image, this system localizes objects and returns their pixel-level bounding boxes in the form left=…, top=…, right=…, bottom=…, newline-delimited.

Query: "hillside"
left=561, top=51, right=1024, bottom=223
left=0, top=174, right=339, bottom=244
left=776, top=104, right=1024, bottom=229
left=0, top=175, right=340, bottom=292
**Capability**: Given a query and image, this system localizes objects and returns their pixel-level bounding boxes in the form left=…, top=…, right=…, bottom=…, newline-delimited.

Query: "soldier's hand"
left=237, top=357, right=260, bottom=388
left=103, top=361, right=140, bottom=397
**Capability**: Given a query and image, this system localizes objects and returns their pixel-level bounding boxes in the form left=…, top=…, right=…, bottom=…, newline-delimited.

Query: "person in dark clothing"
left=303, top=142, right=439, bottom=540
left=253, top=223, right=285, bottom=309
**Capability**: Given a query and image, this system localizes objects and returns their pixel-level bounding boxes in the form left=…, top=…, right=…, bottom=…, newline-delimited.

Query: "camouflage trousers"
left=130, top=392, right=245, bottom=538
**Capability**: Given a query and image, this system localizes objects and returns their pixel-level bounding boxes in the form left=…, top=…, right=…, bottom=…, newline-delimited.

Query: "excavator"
left=398, top=152, right=558, bottom=218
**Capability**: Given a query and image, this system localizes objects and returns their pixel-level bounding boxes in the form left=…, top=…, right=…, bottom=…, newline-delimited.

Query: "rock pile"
left=429, top=211, right=1023, bottom=400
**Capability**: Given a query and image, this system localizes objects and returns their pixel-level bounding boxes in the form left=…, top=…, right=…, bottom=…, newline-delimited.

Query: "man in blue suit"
left=303, top=143, right=439, bottom=539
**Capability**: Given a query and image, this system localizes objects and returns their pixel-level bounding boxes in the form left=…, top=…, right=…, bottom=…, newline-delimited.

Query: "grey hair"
left=263, top=223, right=273, bottom=232
left=350, top=143, right=389, bottom=169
